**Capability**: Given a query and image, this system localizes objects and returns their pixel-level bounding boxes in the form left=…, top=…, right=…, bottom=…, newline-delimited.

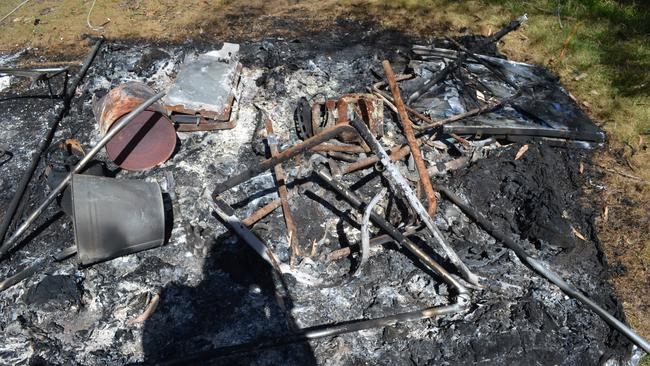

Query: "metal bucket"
left=71, top=174, right=165, bottom=265
left=93, top=82, right=176, bottom=171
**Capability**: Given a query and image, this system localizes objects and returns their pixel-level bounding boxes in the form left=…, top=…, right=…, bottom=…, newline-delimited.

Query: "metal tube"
left=436, top=186, right=650, bottom=354
left=211, top=197, right=274, bottom=266
left=0, top=245, right=76, bottom=292
left=356, top=187, right=386, bottom=276
left=0, top=37, right=104, bottom=251
left=310, top=143, right=368, bottom=153
left=314, top=168, right=468, bottom=295
left=242, top=199, right=282, bottom=227
left=159, top=299, right=468, bottom=365
left=383, top=60, right=438, bottom=216
left=349, top=118, right=480, bottom=286
left=211, top=124, right=356, bottom=197
left=0, top=91, right=165, bottom=258
left=325, top=234, right=394, bottom=262
left=343, top=144, right=410, bottom=175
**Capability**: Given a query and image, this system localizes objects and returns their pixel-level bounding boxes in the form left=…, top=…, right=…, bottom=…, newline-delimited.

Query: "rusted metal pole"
left=310, top=143, right=367, bottom=153
left=383, top=60, right=438, bottom=216
left=342, top=144, right=410, bottom=175
left=242, top=199, right=282, bottom=227
left=324, top=234, right=394, bottom=262
left=265, top=118, right=301, bottom=262
left=212, top=124, right=356, bottom=197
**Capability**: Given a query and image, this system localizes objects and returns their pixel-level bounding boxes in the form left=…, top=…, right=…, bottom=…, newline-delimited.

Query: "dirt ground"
left=1, top=0, right=647, bottom=355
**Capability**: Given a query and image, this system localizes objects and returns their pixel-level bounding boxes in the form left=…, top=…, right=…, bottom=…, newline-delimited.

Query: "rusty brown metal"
left=325, top=151, right=357, bottom=163
left=171, top=114, right=238, bottom=132
left=93, top=82, right=176, bottom=171
left=308, top=93, right=383, bottom=141
left=310, top=143, right=368, bottom=154
left=212, top=124, right=357, bottom=197
left=383, top=60, right=438, bottom=215
left=324, top=234, right=393, bottom=262
left=265, top=117, right=301, bottom=263
left=242, top=199, right=281, bottom=227
left=342, top=144, right=411, bottom=175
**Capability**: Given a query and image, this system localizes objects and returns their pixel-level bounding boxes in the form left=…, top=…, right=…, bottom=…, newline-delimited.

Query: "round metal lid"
left=105, top=110, right=176, bottom=171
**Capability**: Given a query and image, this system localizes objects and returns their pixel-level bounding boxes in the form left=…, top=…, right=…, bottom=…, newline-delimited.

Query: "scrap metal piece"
left=357, top=188, right=386, bottom=276
left=298, top=93, right=383, bottom=141
left=314, top=168, right=467, bottom=294
left=349, top=118, right=480, bottom=286
left=0, top=67, right=68, bottom=84
left=342, top=144, right=411, bottom=175
left=265, top=118, right=300, bottom=262
left=212, top=124, right=356, bottom=197
left=72, top=174, right=165, bottom=265
left=211, top=197, right=274, bottom=266
left=93, top=82, right=176, bottom=171
left=167, top=299, right=468, bottom=364
left=163, top=43, right=242, bottom=128
left=242, top=199, right=282, bottom=227
left=0, top=246, right=76, bottom=293
left=383, top=60, right=438, bottom=216
left=293, top=97, right=313, bottom=140
left=171, top=114, right=237, bottom=132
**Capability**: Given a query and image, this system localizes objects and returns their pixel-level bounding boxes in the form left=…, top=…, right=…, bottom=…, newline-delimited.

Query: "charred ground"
left=0, top=22, right=637, bottom=365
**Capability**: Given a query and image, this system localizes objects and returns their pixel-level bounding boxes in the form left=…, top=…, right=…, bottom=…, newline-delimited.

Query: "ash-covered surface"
left=0, top=26, right=635, bottom=366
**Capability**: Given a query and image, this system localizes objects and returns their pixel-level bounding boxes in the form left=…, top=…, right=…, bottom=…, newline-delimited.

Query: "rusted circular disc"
left=105, top=110, right=176, bottom=171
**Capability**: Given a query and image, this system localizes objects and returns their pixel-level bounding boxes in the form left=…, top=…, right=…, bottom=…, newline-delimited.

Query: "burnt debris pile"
left=0, top=15, right=647, bottom=365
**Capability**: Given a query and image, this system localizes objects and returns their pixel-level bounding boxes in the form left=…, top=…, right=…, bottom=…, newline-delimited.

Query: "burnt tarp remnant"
left=163, top=43, right=242, bottom=131
left=407, top=47, right=605, bottom=146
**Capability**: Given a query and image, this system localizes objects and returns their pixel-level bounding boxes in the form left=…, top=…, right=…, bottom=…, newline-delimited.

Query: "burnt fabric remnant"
left=0, top=17, right=646, bottom=366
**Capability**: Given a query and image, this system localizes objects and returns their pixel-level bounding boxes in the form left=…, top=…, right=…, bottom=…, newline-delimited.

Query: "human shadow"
left=140, top=228, right=317, bottom=365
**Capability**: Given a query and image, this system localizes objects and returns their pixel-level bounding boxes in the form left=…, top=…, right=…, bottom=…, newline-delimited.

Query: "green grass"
left=482, top=0, right=650, bottom=145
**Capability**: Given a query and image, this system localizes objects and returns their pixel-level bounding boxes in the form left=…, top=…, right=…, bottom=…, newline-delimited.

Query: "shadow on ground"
left=139, top=232, right=317, bottom=365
